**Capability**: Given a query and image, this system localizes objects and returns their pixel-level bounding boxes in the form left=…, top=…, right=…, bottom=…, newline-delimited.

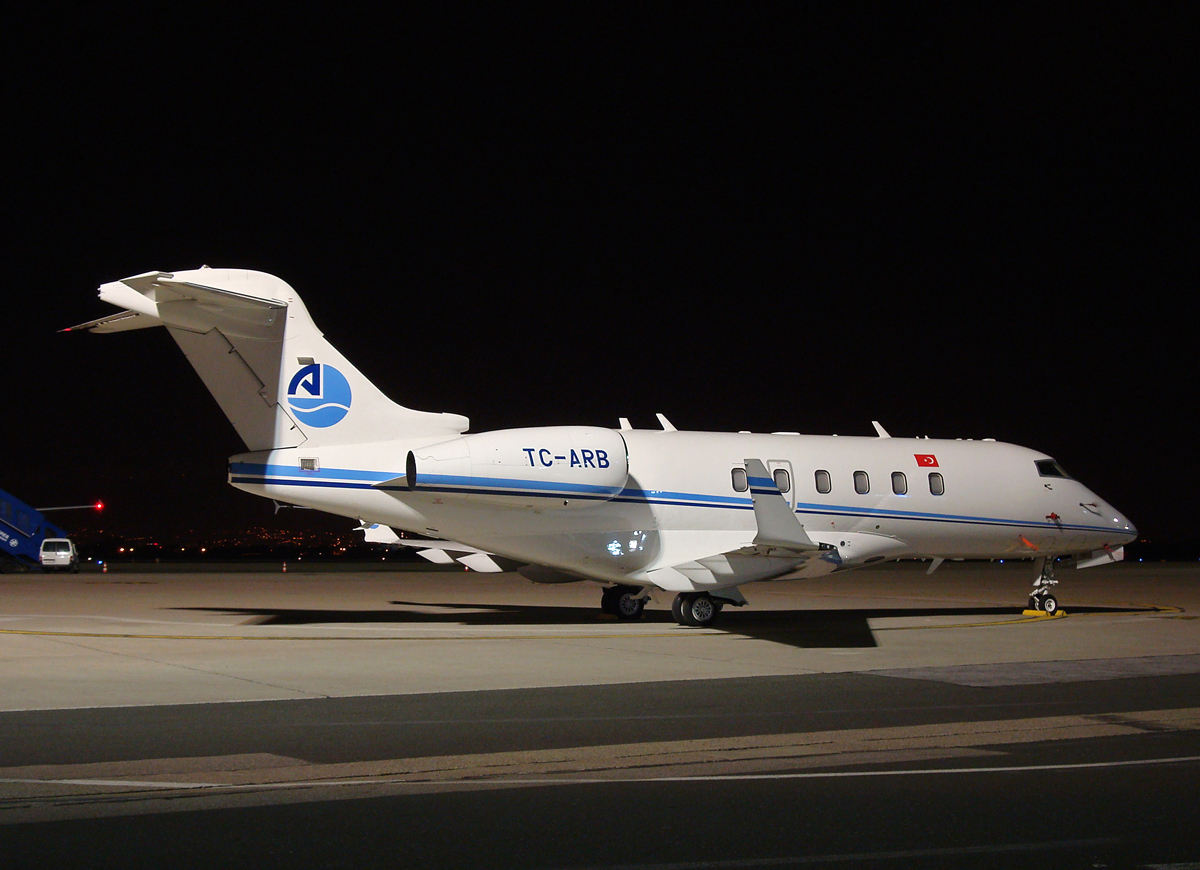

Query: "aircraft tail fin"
left=70, top=268, right=468, bottom=450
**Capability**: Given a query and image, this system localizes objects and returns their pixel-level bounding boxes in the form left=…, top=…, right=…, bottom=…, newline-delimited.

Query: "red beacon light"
left=94, top=501, right=104, bottom=511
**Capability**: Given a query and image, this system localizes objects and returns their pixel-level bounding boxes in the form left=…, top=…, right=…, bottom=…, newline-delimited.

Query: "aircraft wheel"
left=671, top=593, right=688, bottom=625
left=681, top=592, right=719, bottom=628
left=600, top=586, right=620, bottom=615
left=613, top=588, right=646, bottom=620
left=1041, top=594, right=1059, bottom=615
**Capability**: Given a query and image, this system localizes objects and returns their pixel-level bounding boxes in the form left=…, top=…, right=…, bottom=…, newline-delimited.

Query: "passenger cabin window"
left=731, top=468, right=748, bottom=492
left=854, top=471, right=870, bottom=494
left=1036, top=459, right=1072, bottom=479
left=815, top=470, right=831, bottom=494
left=773, top=468, right=791, bottom=493
left=891, top=472, right=907, bottom=495
left=929, top=472, right=945, bottom=496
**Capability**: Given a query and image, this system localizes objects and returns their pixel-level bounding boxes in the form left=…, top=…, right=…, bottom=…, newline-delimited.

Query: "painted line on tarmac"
left=0, top=777, right=221, bottom=789
left=0, top=627, right=698, bottom=641
left=878, top=612, right=1066, bottom=630
left=9, top=710, right=1197, bottom=794
left=875, top=601, right=1182, bottom=631
left=608, top=753, right=1200, bottom=782
left=0, top=600, right=1181, bottom=640
left=10, top=754, right=1199, bottom=795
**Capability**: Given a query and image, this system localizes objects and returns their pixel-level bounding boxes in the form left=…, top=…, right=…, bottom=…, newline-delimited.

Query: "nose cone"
left=1097, top=497, right=1137, bottom=544
left=1113, top=510, right=1138, bottom=543
left=1079, top=484, right=1137, bottom=545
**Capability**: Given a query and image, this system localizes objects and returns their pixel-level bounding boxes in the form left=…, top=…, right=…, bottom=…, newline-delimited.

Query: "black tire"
left=684, top=592, right=718, bottom=627
left=600, top=586, right=620, bottom=615
left=614, top=589, right=645, bottom=620
left=1041, top=594, right=1059, bottom=615
left=671, top=593, right=687, bottom=625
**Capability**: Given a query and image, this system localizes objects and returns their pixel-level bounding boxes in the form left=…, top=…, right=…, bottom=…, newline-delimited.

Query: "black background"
left=5, top=6, right=1194, bottom=544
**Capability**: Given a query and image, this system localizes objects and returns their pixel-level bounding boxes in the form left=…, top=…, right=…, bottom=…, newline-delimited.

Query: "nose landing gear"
left=1028, top=557, right=1060, bottom=614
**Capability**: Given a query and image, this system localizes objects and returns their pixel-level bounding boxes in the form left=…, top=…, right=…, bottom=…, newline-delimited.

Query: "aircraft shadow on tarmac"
left=171, top=603, right=1153, bottom=650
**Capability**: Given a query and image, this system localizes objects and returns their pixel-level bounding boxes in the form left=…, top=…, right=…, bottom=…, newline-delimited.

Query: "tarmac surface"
left=1, top=559, right=1198, bottom=868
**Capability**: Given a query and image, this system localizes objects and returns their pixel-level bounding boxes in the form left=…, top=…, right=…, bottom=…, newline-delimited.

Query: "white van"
left=40, top=538, right=79, bottom=572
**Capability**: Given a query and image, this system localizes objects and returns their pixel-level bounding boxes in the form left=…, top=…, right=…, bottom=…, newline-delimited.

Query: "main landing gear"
left=597, top=583, right=724, bottom=624
left=1028, top=557, right=1060, bottom=615
left=600, top=584, right=647, bottom=620
left=671, top=592, right=723, bottom=627
left=599, top=586, right=738, bottom=627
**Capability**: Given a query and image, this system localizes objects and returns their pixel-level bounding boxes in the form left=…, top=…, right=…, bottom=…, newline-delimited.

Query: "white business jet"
left=69, top=268, right=1137, bottom=625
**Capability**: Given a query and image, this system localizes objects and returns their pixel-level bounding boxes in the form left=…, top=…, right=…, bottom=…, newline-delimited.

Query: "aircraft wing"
left=644, top=547, right=841, bottom=593
left=639, top=458, right=841, bottom=593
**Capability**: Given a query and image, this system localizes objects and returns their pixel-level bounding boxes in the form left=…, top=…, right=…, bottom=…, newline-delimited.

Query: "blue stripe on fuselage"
left=228, top=463, right=1112, bottom=535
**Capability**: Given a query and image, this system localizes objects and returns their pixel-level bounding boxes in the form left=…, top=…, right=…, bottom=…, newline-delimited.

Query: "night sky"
left=6, top=8, right=1195, bottom=545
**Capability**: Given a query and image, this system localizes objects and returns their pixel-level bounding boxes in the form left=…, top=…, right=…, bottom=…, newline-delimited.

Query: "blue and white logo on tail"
left=287, top=363, right=352, bottom=427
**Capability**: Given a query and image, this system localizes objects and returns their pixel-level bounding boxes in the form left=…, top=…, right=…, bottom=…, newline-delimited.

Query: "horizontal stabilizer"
left=62, top=310, right=161, bottom=333
left=89, top=271, right=288, bottom=340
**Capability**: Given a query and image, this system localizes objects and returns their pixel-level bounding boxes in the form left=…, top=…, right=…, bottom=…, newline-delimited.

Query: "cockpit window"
left=1036, top=459, right=1072, bottom=479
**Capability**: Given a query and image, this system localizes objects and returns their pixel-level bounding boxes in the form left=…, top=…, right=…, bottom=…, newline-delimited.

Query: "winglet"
left=744, top=458, right=819, bottom=552
left=872, top=421, right=891, bottom=438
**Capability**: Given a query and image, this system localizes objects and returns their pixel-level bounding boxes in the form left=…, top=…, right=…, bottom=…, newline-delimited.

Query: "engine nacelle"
left=406, top=426, right=629, bottom=508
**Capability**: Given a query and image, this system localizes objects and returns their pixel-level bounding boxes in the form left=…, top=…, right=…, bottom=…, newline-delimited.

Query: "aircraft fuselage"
left=229, top=428, right=1136, bottom=589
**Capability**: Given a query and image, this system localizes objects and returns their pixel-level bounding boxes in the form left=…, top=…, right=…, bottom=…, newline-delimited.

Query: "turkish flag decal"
left=915, top=454, right=939, bottom=467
